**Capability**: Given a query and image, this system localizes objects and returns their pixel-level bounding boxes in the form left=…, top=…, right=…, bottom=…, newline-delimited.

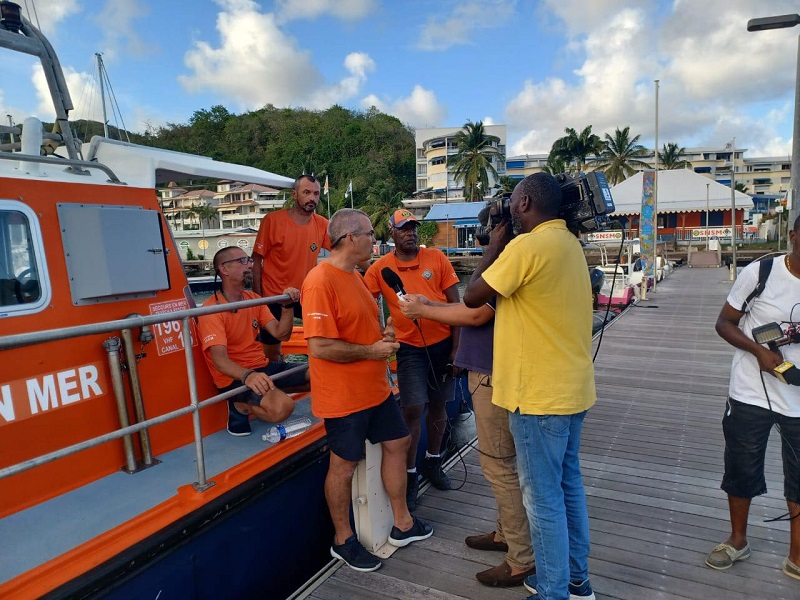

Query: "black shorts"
left=721, top=398, right=800, bottom=502
left=258, top=302, right=303, bottom=346
left=218, top=361, right=308, bottom=406
left=396, top=338, right=454, bottom=408
left=324, top=394, right=410, bottom=462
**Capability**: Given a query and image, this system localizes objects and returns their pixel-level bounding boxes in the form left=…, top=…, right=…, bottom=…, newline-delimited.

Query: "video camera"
left=475, top=171, right=616, bottom=244
left=752, top=321, right=800, bottom=385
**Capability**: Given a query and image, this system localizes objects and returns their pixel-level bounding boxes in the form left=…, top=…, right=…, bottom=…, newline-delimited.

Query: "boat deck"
left=303, top=265, right=798, bottom=600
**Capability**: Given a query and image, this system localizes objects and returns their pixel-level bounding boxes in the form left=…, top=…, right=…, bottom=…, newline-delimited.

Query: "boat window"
left=0, top=201, right=50, bottom=315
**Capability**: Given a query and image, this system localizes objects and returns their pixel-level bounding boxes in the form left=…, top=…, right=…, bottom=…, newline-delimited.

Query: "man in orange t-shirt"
left=253, top=175, right=331, bottom=361
left=302, top=208, right=432, bottom=573
left=198, top=247, right=309, bottom=437
left=364, top=209, right=460, bottom=510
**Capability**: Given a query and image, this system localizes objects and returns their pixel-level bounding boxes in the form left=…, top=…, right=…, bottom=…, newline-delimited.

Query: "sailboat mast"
left=96, top=52, right=109, bottom=138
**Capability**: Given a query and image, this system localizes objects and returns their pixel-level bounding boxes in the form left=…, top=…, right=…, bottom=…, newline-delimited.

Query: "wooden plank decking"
left=303, top=266, right=797, bottom=600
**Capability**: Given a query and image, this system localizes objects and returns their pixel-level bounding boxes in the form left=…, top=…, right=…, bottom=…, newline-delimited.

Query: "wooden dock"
left=301, top=266, right=797, bottom=600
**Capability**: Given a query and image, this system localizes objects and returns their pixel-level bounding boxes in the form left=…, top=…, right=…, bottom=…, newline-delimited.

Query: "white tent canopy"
left=609, top=169, right=752, bottom=216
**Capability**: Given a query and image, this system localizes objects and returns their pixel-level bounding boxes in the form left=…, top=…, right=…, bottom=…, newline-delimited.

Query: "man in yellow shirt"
left=464, top=173, right=596, bottom=600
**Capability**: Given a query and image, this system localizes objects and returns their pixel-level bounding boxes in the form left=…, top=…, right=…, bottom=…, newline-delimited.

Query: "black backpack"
left=740, top=256, right=781, bottom=313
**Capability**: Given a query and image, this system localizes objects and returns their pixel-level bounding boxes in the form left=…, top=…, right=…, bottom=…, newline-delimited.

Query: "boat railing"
left=0, top=145, right=124, bottom=183
left=0, top=293, right=303, bottom=492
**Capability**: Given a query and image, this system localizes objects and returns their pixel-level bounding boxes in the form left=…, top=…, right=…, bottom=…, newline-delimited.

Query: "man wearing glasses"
left=364, top=209, right=460, bottom=511
left=252, top=175, right=331, bottom=361
left=197, top=247, right=310, bottom=436
left=302, top=209, right=432, bottom=572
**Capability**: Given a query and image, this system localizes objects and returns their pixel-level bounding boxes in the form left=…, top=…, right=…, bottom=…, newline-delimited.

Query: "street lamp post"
left=730, top=140, right=737, bottom=280
left=706, top=183, right=710, bottom=250
left=748, top=13, right=800, bottom=234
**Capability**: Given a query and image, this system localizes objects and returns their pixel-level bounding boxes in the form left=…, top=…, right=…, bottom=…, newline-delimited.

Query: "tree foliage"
left=448, top=120, right=503, bottom=202
left=144, top=104, right=416, bottom=212
left=550, top=126, right=605, bottom=173
left=658, top=142, right=691, bottom=170
left=593, top=126, right=650, bottom=185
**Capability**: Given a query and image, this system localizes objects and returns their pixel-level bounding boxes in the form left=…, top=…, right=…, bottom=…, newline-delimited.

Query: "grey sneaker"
left=705, top=542, right=751, bottom=570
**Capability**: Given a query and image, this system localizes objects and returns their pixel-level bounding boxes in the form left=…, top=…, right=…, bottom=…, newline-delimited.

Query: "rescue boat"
left=0, top=8, right=336, bottom=599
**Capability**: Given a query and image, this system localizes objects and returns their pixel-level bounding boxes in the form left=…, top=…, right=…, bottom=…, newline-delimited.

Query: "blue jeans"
left=509, top=410, right=590, bottom=600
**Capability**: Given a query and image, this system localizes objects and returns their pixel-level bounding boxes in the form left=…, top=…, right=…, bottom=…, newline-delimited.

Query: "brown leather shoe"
left=475, top=560, right=536, bottom=587
left=464, top=531, right=509, bottom=552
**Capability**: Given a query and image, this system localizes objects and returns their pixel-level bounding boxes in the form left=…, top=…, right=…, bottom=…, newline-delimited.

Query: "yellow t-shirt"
left=482, top=219, right=596, bottom=415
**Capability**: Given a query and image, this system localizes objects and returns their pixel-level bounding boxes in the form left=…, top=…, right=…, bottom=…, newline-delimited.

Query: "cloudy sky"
left=1, top=0, right=798, bottom=159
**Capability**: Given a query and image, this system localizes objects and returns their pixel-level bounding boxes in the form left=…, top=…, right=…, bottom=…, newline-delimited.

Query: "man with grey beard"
left=197, top=246, right=310, bottom=436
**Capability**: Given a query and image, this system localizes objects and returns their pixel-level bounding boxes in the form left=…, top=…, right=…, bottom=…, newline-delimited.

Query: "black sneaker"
left=406, top=471, right=419, bottom=511
left=330, top=535, right=382, bottom=572
left=423, top=456, right=452, bottom=490
left=227, top=400, right=251, bottom=437
left=388, top=516, right=433, bottom=547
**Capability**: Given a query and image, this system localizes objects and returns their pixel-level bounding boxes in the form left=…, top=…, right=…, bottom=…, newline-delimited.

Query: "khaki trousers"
left=469, top=371, right=534, bottom=570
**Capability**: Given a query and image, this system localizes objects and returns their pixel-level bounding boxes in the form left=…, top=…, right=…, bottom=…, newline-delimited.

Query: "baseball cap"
left=390, top=209, right=419, bottom=228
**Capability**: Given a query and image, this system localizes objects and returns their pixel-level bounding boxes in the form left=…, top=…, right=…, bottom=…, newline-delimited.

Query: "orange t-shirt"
left=197, top=290, right=275, bottom=388
left=364, top=248, right=459, bottom=347
left=301, top=262, right=391, bottom=418
left=253, top=210, right=331, bottom=297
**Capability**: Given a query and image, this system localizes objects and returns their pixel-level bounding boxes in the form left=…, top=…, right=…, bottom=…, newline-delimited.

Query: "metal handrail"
left=0, top=294, right=305, bottom=490
left=0, top=293, right=293, bottom=350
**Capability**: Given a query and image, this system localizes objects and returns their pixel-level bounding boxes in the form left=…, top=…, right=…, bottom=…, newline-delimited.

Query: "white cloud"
left=506, top=0, right=796, bottom=158
left=417, top=0, right=516, bottom=51
left=483, top=116, right=495, bottom=126
left=275, top=0, right=376, bottom=23
left=307, top=52, right=376, bottom=109
left=32, top=64, right=95, bottom=122
left=21, top=0, right=80, bottom=37
left=180, top=2, right=376, bottom=111
left=93, top=0, right=153, bottom=62
left=361, top=85, right=447, bottom=128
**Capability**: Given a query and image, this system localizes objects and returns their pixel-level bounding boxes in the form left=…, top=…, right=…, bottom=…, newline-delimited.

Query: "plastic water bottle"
left=262, top=417, right=313, bottom=443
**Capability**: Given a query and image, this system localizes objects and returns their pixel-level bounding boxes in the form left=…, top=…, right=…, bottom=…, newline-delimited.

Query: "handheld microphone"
left=380, top=267, right=419, bottom=328
left=381, top=267, right=408, bottom=299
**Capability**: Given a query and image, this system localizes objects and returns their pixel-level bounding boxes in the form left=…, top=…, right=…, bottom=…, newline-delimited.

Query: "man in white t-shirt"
left=705, top=216, right=800, bottom=582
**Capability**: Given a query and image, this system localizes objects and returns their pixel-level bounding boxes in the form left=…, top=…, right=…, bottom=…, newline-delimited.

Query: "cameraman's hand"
left=487, top=220, right=514, bottom=255
left=755, top=346, right=784, bottom=375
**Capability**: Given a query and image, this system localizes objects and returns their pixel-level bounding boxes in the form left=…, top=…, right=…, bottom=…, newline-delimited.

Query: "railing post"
left=102, top=337, right=138, bottom=473
left=120, top=325, right=154, bottom=466
left=182, top=317, right=214, bottom=492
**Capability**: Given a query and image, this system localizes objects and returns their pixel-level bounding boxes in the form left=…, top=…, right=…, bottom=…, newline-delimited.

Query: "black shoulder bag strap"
left=739, top=257, right=775, bottom=313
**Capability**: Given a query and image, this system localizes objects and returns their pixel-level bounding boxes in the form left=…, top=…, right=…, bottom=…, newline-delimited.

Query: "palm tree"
left=734, top=182, right=750, bottom=194
left=592, top=127, right=650, bottom=185
left=496, top=175, right=517, bottom=194
left=364, top=182, right=404, bottom=242
left=542, top=154, right=568, bottom=176
left=658, top=142, right=692, bottom=170
left=448, top=120, right=503, bottom=202
left=189, top=203, right=219, bottom=253
left=550, top=126, right=605, bottom=173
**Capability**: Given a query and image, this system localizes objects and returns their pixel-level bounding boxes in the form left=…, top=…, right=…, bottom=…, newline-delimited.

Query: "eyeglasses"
left=331, top=230, right=375, bottom=247
left=221, top=256, right=253, bottom=266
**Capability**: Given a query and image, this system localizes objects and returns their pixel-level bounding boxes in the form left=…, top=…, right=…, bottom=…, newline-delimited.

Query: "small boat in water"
left=0, top=9, right=464, bottom=599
